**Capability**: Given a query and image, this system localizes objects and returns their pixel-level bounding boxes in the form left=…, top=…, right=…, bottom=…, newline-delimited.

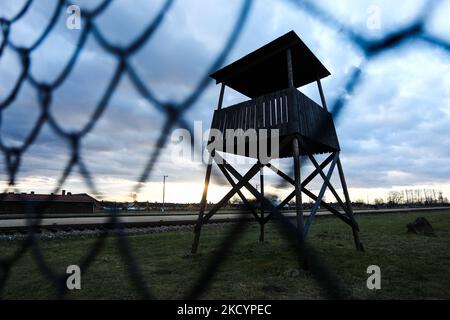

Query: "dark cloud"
left=1, top=0, right=449, bottom=201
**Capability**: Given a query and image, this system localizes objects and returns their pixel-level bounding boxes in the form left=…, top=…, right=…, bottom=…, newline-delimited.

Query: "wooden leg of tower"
left=293, top=137, right=308, bottom=269
left=259, top=167, right=265, bottom=242
left=292, top=138, right=304, bottom=240
left=336, top=157, right=364, bottom=252
left=191, top=156, right=214, bottom=254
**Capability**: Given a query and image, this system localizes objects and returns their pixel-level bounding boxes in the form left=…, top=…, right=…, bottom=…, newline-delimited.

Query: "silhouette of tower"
left=192, top=31, right=364, bottom=254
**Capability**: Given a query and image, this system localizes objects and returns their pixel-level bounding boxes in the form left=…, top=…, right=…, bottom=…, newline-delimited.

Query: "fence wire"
left=0, top=0, right=449, bottom=300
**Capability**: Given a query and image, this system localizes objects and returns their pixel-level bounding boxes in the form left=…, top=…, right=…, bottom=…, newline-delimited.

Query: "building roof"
left=0, top=193, right=97, bottom=203
left=210, top=31, right=330, bottom=98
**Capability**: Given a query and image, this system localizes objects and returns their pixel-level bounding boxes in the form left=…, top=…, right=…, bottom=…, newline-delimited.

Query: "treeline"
left=373, top=189, right=449, bottom=206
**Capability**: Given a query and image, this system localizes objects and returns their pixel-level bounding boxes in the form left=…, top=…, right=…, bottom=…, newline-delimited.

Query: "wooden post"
left=316, top=77, right=328, bottom=111
left=336, top=157, right=364, bottom=252
left=286, top=47, right=299, bottom=135
left=287, top=49, right=294, bottom=88
left=191, top=84, right=226, bottom=254
left=217, top=83, right=225, bottom=110
left=259, top=167, right=265, bottom=242
left=293, top=136, right=307, bottom=268
left=292, top=137, right=304, bottom=238
left=191, top=158, right=213, bottom=254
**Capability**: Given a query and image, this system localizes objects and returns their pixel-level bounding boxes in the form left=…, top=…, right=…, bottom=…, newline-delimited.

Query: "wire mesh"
left=0, top=0, right=449, bottom=300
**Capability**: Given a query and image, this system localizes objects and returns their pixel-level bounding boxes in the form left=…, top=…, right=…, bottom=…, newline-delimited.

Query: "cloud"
left=0, top=0, right=449, bottom=202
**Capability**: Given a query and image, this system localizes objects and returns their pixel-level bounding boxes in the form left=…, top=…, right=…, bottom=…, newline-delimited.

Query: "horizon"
left=3, top=186, right=449, bottom=205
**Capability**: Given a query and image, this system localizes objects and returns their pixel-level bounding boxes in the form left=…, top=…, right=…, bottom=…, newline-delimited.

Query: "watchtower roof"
left=210, top=31, right=330, bottom=98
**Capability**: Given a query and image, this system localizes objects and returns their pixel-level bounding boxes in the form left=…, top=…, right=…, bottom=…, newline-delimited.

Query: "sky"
left=0, top=0, right=450, bottom=204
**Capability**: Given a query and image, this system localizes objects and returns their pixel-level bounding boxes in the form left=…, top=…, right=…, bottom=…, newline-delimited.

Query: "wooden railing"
left=296, top=89, right=339, bottom=150
left=210, top=87, right=339, bottom=153
left=212, top=88, right=292, bottom=136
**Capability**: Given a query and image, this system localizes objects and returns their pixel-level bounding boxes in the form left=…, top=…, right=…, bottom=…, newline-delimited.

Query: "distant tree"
left=387, top=191, right=403, bottom=205
left=438, top=191, right=444, bottom=204
left=374, top=198, right=384, bottom=205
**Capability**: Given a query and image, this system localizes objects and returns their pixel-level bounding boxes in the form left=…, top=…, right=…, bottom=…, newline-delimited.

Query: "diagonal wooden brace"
left=266, top=162, right=354, bottom=228
left=268, top=153, right=335, bottom=209
left=301, top=188, right=353, bottom=228
left=308, top=154, right=348, bottom=216
left=336, top=158, right=362, bottom=235
left=213, top=153, right=275, bottom=221
left=303, top=152, right=339, bottom=237
left=202, top=160, right=262, bottom=223
left=215, top=162, right=262, bottom=223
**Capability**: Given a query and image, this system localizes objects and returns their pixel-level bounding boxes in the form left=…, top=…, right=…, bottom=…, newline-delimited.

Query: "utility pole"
left=162, top=175, right=168, bottom=213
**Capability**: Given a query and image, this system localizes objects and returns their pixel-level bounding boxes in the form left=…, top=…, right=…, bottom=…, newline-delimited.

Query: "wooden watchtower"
left=191, top=31, right=364, bottom=253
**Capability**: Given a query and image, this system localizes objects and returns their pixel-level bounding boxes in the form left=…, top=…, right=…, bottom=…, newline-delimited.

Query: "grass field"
left=1, top=210, right=449, bottom=299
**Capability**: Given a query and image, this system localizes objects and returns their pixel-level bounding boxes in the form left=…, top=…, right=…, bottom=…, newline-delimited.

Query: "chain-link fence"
left=0, top=0, right=449, bottom=300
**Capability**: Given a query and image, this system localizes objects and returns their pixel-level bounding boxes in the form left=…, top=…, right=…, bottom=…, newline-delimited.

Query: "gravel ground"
left=0, top=222, right=242, bottom=242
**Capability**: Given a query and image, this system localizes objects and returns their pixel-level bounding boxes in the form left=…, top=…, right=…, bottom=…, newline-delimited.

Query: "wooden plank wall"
left=295, top=90, right=339, bottom=150
left=210, top=87, right=340, bottom=156
left=212, top=88, right=291, bottom=135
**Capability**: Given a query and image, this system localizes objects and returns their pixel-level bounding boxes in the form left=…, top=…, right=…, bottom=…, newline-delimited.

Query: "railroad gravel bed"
left=0, top=222, right=242, bottom=242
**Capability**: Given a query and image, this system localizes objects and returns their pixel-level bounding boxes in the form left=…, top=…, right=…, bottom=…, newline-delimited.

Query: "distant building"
left=0, top=191, right=101, bottom=214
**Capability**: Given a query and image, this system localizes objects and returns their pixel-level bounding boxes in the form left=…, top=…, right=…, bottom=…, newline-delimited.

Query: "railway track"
left=0, top=214, right=255, bottom=234
left=0, top=207, right=448, bottom=234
